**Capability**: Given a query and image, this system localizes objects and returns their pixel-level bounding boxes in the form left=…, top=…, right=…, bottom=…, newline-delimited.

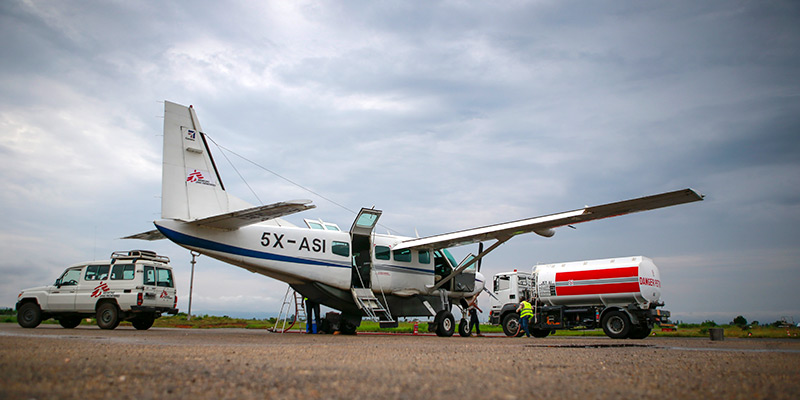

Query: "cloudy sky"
left=2, top=1, right=798, bottom=324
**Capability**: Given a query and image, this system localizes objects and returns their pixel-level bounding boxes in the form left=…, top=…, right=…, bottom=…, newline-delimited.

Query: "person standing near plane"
left=516, top=297, right=533, bottom=338
left=305, top=297, right=321, bottom=334
left=467, top=294, right=483, bottom=337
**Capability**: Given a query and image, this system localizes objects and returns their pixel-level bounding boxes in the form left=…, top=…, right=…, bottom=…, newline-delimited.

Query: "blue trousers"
left=520, top=315, right=531, bottom=337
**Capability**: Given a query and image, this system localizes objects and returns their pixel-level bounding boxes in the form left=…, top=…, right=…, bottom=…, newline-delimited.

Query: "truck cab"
left=488, top=271, right=534, bottom=336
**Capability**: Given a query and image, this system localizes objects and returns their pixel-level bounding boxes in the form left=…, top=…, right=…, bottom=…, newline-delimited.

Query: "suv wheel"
left=96, top=302, right=120, bottom=330
left=58, top=316, right=82, bottom=329
left=132, top=314, right=155, bottom=330
left=18, top=302, right=43, bottom=328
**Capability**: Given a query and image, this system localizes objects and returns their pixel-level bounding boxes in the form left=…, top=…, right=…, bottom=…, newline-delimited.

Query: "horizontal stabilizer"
left=393, top=188, right=703, bottom=251
left=122, top=230, right=166, bottom=241
left=190, top=199, right=315, bottom=230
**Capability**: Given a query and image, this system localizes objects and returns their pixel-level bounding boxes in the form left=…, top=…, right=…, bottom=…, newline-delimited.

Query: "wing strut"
left=428, top=235, right=511, bottom=293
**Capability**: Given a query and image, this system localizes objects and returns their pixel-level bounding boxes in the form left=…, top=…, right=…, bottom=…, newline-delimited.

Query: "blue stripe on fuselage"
left=156, top=224, right=351, bottom=269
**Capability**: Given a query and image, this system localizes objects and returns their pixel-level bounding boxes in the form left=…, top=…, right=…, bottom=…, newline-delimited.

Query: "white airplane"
left=126, top=101, right=704, bottom=336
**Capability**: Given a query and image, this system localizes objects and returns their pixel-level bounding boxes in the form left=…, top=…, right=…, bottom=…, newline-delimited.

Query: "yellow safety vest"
left=520, top=301, right=533, bottom=318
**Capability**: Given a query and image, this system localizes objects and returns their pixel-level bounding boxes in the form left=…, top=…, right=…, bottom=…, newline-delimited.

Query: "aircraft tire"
left=17, top=302, right=43, bottom=329
left=58, top=316, right=82, bottom=329
left=435, top=311, right=455, bottom=337
left=458, top=318, right=471, bottom=337
left=601, top=310, right=631, bottom=339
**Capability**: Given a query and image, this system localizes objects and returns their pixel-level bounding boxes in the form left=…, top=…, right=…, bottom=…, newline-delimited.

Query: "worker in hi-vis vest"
left=516, top=297, right=533, bottom=338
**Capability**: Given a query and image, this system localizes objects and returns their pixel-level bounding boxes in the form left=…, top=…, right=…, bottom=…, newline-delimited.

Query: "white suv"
left=16, top=250, right=178, bottom=330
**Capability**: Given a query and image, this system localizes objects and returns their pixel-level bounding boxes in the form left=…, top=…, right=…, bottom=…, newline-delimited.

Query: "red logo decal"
left=160, top=290, right=170, bottom=299
left=186, top=170, right=204, bottom=183
left=91, top=282, right=110, bottom=298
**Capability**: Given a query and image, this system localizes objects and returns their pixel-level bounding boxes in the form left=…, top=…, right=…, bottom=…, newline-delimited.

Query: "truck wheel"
left=531, top=328, right=550, bottom=338
left=435, top=311, right=455, bottom=337
left=601, top=310, right=631, bottom=339
left=458, top=318, right=471, bottom=337
left=96, top=302, right=121, bottom=330
left=132, top=314, right=155, bottom=330
left=58, top=316, right=82, bottom=329
left=628, top=325, right=652, bottom=339
left=17, top=302, right=43, bottom=328
left=501, top=313, right=521, bottom=337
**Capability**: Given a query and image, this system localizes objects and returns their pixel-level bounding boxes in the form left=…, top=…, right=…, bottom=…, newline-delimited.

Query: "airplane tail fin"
left=161, top=101, right=250, bottom=221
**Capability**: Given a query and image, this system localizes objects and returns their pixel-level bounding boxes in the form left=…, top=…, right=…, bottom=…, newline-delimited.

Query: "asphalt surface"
left=1, top=323, right=799, bottom=399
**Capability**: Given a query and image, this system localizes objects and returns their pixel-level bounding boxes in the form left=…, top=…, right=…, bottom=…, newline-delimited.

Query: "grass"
left=4, top=309, right=799, bottom=338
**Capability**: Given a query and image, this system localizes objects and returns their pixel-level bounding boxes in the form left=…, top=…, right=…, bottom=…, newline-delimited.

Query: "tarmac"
left=1, top=323, right=799, bottom=399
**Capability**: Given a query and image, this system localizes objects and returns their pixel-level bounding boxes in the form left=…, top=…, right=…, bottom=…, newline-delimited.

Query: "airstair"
left=271, top=286, right=306, bottom=333
left=351, top=288, right=395, bottom=327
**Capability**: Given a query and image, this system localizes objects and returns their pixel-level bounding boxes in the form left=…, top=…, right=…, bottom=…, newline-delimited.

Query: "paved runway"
left=1, top=323, right=799, bottom=399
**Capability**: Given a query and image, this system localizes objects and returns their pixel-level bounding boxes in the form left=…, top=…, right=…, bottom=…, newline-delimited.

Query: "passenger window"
left=375, top=246, right=390, bottom=260
left=375, top=246, right=391, bottom=260
left=308, top=221, right=324, bottom=230
left=393, top=249, right=411, bottom=262
left=332, top=241, right=350, bottom=257
left=111, top=264, right=135, bottom=280
left=156, top=268, right=174, bottom=288
left=418, top=250, right=431, bottom=264
left=144, top=266, right=156, bottom=286
left=85, top=265, right=110, bottom=281
left=58, top=268, right=82, bottom=286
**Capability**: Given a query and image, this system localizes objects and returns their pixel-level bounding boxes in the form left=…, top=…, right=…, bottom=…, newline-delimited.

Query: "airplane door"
left=349, top=208, right=382, bottom=289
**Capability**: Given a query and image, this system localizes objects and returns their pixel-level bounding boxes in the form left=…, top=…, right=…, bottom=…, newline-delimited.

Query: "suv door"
left=75, top=265, right=111, bottom=312
left=47, top=267, right=83, bottom=311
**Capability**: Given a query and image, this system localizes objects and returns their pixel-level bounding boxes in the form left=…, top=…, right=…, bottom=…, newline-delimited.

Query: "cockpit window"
left=418, top=250, right=431, bottom=264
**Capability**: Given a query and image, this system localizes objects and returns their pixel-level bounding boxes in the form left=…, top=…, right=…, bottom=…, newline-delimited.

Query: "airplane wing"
left=392, top=188, right=703, bottom=251
left=123, top=199, right=316, bottom=239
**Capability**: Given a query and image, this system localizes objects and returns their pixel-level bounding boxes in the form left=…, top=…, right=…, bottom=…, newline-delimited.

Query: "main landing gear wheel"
left=601, top=310, right=631, bottom=339
left=458, top=318, right=471, bottom=337
left=434, top=311, right=455, bottom=337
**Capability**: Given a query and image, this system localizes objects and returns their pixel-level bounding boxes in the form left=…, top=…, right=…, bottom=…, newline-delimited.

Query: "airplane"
left=126, top=101, right=704, bottom=336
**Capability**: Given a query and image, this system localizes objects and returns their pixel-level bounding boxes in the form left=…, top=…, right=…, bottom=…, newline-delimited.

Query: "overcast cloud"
left=1, top=1, right=798, bottom=323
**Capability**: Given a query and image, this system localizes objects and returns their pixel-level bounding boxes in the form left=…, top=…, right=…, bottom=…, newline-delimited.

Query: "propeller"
left=477, top=242, right=484, bottom=272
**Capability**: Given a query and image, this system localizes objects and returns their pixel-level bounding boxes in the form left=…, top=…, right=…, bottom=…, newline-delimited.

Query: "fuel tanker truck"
left=487, top=256, right=670, bottom=339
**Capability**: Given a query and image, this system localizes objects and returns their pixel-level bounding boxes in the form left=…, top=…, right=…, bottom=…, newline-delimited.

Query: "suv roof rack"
left=111, top=250, right=170, bottom=264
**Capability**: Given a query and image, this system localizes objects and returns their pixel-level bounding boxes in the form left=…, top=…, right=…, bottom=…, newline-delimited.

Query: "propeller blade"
left=477, top=242, right=484, bottom=272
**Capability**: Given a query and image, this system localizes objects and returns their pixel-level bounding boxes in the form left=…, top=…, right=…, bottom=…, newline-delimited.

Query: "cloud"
left=1, top=1, right=799, bottom=323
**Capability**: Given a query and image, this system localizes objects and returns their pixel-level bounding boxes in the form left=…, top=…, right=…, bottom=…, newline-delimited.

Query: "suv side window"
left=156, top=268, right=174, bottom=288
left=144, top=266, right=156, bottom=286
left=111, top=264, right=135, bottom=280
left=85, top=265, right=110, bottom=281
left=57, top=268, right=83, bottom=286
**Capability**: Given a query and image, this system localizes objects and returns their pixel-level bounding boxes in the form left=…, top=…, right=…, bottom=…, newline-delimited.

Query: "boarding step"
left=351, top=288, right=394, bottom=324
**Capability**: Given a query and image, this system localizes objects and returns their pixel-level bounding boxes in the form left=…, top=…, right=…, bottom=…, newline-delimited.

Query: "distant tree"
left=751, top=320, right=759, bottom=327
left=732, top=315, right=747, bottom=326
left=700, top=320, right=717, bottom=327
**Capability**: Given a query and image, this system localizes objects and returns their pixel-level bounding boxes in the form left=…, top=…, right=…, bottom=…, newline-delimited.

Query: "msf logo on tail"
left=186, top=169, right=216, bottom=187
